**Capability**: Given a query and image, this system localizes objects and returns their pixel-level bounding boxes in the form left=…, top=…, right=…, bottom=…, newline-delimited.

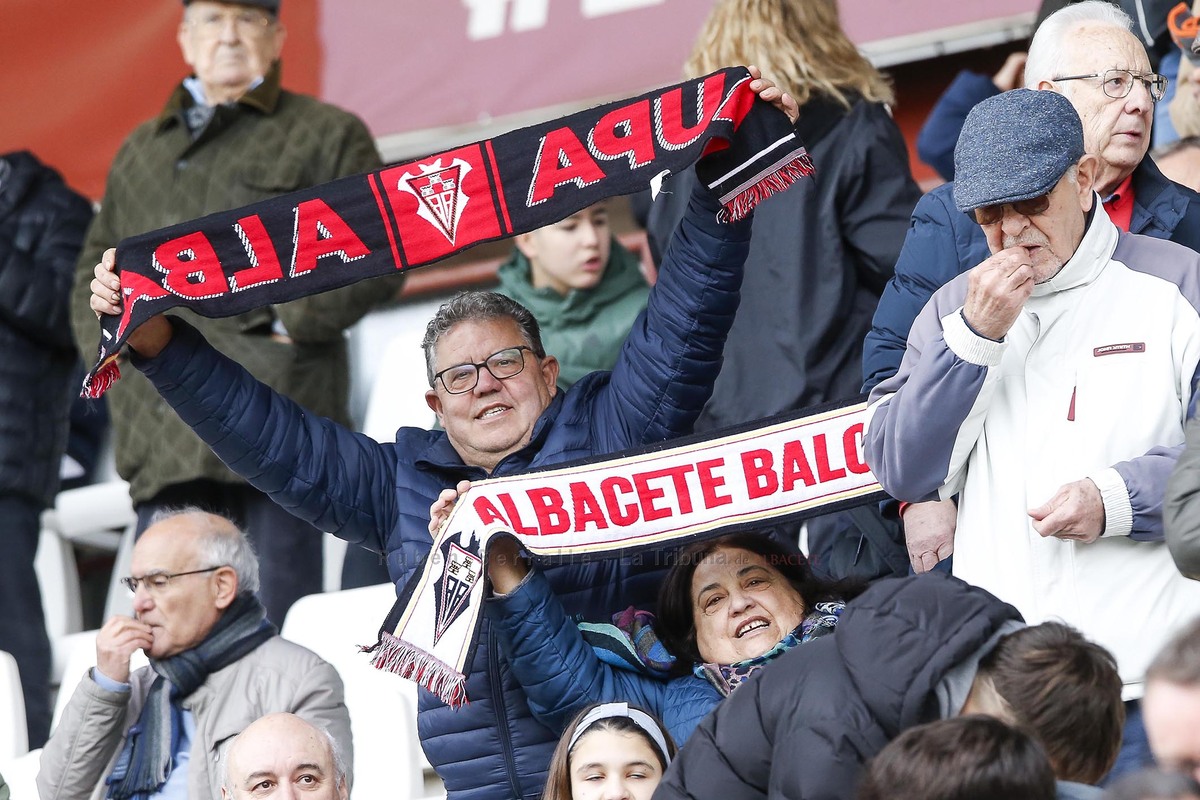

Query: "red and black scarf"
left=82, top=66, right=812, bottom=397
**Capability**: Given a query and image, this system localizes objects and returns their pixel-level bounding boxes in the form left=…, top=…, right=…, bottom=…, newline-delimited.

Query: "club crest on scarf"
left=368, top=398, right=883, bottom=709
left=434, top=538, right=483, bottom=645
left=397, top=158, right=473, bottom=245
left=82, top=66, right=813, bottom=400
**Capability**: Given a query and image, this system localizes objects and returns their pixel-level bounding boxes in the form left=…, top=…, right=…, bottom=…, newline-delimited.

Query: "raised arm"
left=485, top=565, right=681, bottom=734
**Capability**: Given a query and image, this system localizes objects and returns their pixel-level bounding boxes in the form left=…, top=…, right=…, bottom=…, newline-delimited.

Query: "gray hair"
left=221, top=718, right=349, bottom=795
left=148, top=506, right=260, bottom=594
left=421, top=291, right=545, bottom=386
left=1025, top=0, right=1134, bottom=89
left=1147, top=615, right=1200, bottom=687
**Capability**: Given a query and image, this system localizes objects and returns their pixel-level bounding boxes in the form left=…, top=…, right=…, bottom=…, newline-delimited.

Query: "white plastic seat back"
left=0, top=650, right=28, bottom=760
left=281, top=583, right=428, bottom=799
left=35, top=525, right=83, bottom=655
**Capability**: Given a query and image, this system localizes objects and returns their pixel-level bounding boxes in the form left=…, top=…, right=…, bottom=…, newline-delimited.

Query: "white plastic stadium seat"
left=0, top=650, right=28, bottom=760
left=281, top=583, right=433, bottom=799
left=34, top=526, right=84, bottom=653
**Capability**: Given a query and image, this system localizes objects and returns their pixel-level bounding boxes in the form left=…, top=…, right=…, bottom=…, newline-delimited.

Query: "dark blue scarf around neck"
left=105, top=592, right=276, bottom=800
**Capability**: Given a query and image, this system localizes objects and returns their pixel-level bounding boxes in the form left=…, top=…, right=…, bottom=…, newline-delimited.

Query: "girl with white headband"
left=541, top=702, right=677, bottom=800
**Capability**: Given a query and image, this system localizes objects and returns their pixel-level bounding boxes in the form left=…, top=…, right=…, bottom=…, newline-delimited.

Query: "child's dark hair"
left=856, top=716, right=1056, bottom=800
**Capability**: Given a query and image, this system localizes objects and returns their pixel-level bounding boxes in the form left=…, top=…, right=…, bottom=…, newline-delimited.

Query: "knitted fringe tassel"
left=83, top=356, right=121, bottom=400
left=719, top=150, right=815, bottom=222
left=366, top=631, right=468, bottom=708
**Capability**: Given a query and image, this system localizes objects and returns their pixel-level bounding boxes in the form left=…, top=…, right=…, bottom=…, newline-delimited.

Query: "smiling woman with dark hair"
left=436, top=493, right=863, bottom=744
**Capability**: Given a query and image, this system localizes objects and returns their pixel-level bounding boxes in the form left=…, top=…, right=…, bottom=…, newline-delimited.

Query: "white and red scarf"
left=369, top=398, right=882, bottom=707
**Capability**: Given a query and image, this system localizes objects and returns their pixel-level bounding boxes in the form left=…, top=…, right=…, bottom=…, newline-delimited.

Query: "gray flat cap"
left=953, top=89, right=1084, bottom=213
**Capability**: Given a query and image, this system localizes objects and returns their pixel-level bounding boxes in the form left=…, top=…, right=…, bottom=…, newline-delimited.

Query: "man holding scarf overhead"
left=36, top=509, right=351, bottom=800
left=84, top=71, right=801, bottom=799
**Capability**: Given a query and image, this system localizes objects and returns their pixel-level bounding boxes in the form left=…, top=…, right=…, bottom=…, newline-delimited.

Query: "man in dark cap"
left=865, top=88, right=1200, bottom=775
left=69, top=0, right=400, bottom=626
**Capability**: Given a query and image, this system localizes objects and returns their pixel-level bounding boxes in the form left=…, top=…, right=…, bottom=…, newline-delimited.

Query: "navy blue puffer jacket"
left=135, top=184, right=751, bottom=799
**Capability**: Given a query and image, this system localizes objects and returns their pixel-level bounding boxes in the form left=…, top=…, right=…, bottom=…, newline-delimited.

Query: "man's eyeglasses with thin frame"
left=433, top=346, right=536, bottom=394
left=121, top=566, right=224, bottom=595
left=1053, top=68, right=1168, bottom=102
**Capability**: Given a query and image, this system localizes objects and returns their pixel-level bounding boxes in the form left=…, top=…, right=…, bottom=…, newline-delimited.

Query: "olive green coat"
left=71, top=63, right=398, bottom=503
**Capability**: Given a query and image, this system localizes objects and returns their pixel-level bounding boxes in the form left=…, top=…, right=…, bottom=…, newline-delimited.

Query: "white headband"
left=566, top=702, right=672, bottom=767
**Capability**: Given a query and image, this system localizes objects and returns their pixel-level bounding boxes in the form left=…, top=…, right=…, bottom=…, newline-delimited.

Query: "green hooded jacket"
left=496, top=239, right=650, bottom=389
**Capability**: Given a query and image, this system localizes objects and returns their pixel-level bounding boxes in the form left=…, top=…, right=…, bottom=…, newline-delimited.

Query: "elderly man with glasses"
left=68, top=0, right=399, bottom=630
left=36, top=508, right=351, bottom=800
left=862, top=0, right=1200, bottom=581
left=865, top=87, right=1200, bottom=780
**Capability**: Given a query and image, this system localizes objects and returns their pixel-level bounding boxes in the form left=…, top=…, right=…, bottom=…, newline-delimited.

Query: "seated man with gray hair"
left=866, top=87, right=1200, bottom=773
left=222, top=713, right=347, bottom=800
left=37, top=509, right=352, bottom=800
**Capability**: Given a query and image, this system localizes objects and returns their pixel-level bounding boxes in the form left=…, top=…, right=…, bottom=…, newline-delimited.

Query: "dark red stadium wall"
left=0, top=0, right=322, bottom=200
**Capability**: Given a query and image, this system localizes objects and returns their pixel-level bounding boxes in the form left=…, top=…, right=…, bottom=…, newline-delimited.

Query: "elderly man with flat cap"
left=69, top=0, right=400, bottom=626
left=865, top=88, right=1200, bottom=773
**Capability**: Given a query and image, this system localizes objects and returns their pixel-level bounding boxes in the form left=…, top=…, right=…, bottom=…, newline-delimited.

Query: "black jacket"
left=646, top=95, right=920, bottom=431
left=652, top=573, right=1023, bottom=800
left=0, top=152, right=92, bottom=505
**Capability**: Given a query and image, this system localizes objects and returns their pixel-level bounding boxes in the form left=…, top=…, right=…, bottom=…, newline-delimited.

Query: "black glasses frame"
left=433, top=345, right=536, bottom=395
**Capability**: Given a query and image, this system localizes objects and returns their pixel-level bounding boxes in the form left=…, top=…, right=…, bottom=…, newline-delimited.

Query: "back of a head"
left=683, top=0, right=892, bottom=107
left=982, top=622, right=1125, bottom=784
left=855, top=716, right=1056, bottom=800
left=1025, top=0, right=1134, bottom=87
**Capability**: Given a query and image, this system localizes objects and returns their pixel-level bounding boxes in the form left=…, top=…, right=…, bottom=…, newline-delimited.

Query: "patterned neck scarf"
left=694, top=601, right=844, bottom=697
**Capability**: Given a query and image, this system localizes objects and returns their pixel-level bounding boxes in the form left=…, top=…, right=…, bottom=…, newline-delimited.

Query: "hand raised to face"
left=962, top=247, right=1037, bottom=341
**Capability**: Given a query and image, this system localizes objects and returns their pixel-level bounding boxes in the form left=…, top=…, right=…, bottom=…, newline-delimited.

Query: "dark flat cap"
left=953, top=89, right=1084, bottom=213
left=183, top=0, right=280, bottom=13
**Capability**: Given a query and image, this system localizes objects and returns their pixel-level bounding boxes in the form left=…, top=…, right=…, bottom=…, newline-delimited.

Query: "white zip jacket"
left=866, top=205, right=1200, bottom=698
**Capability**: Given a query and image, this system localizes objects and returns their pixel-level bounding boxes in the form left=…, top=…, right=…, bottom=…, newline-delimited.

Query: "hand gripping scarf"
left=368, top=397, right=884, bottom=707
left=81, top=66, right=812, bottom=397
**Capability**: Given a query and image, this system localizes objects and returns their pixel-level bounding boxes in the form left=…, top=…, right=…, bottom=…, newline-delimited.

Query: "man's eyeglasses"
left=1053, top=68, right=1168, bottom=102
left=121, top=566, right=224, bottom=595
left=973, top=194, right=1052, bottom=226
left=187, top=9, right=276, bottom=37
left=433, top=346, right=535, bottom=395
